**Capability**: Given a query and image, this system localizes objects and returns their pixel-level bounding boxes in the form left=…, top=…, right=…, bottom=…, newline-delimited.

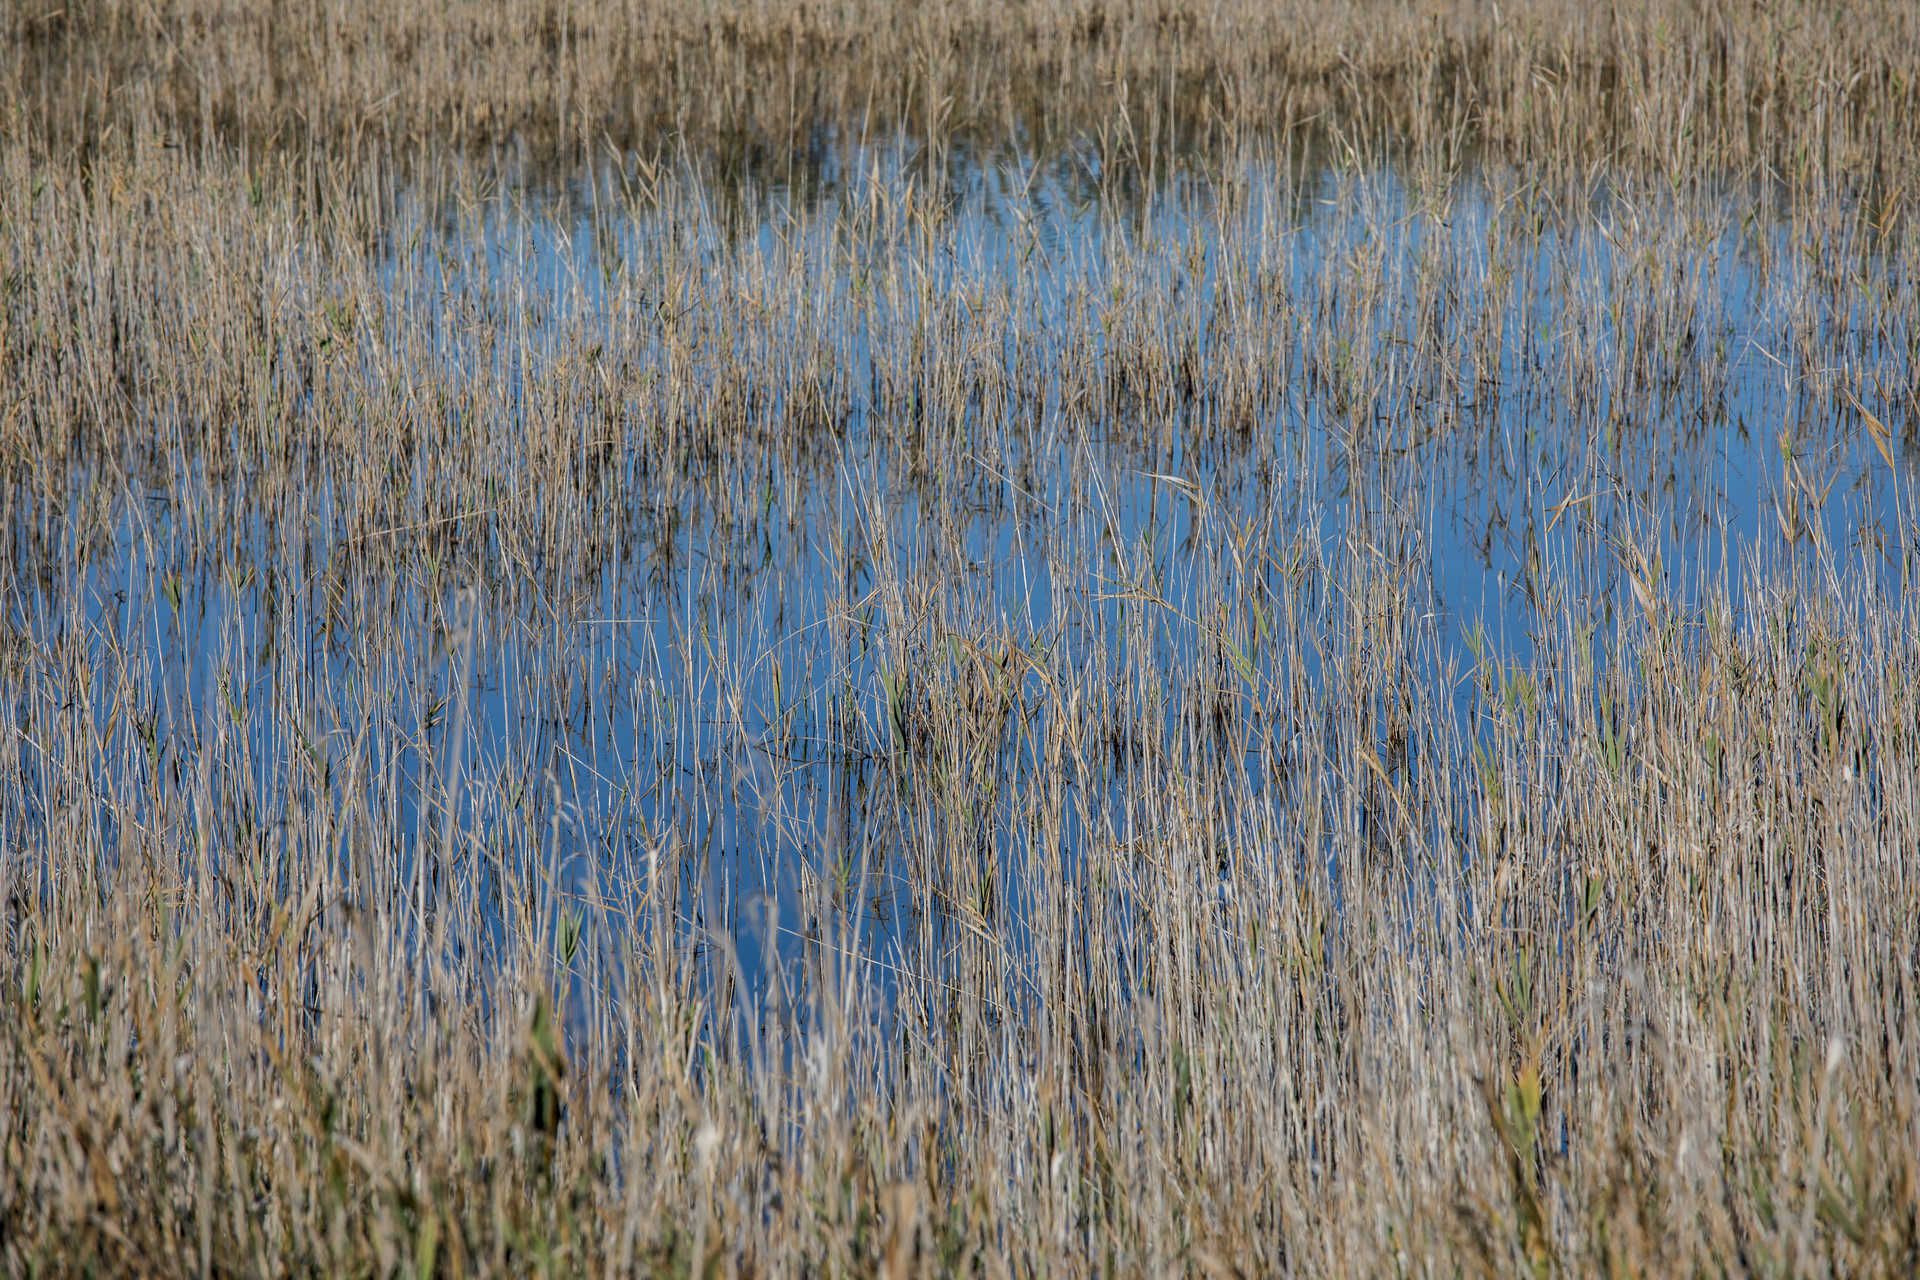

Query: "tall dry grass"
left=4, top=3, right=1920, bottom=1275
left=7, top=0, right=1920, bottom=191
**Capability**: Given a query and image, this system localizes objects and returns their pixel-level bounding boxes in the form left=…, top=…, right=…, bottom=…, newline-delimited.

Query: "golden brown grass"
left=8, top=0, right=1920, bottom=191
left=4, top=3, right=1920, bottom=1275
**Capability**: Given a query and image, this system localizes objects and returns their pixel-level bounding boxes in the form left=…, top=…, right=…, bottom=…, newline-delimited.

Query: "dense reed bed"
left=10, top=0, right=1920, bottom=193
left=5, top=3, right=1920, bottom=1275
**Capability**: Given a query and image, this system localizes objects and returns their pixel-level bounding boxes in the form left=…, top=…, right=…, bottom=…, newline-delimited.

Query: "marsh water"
left=8, top=146, right=1912, bottom=1016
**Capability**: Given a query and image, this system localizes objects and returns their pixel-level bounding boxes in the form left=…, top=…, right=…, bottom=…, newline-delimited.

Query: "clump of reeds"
left=8, top=0, right=1920, bottom=194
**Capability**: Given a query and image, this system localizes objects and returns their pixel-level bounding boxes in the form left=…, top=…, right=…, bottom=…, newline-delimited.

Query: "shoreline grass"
left=9, top=0, right=1920, bottom=193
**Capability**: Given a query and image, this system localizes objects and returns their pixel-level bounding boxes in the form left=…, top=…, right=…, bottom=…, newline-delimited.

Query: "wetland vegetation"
left=4, top=1, right=1920, bottom=1273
